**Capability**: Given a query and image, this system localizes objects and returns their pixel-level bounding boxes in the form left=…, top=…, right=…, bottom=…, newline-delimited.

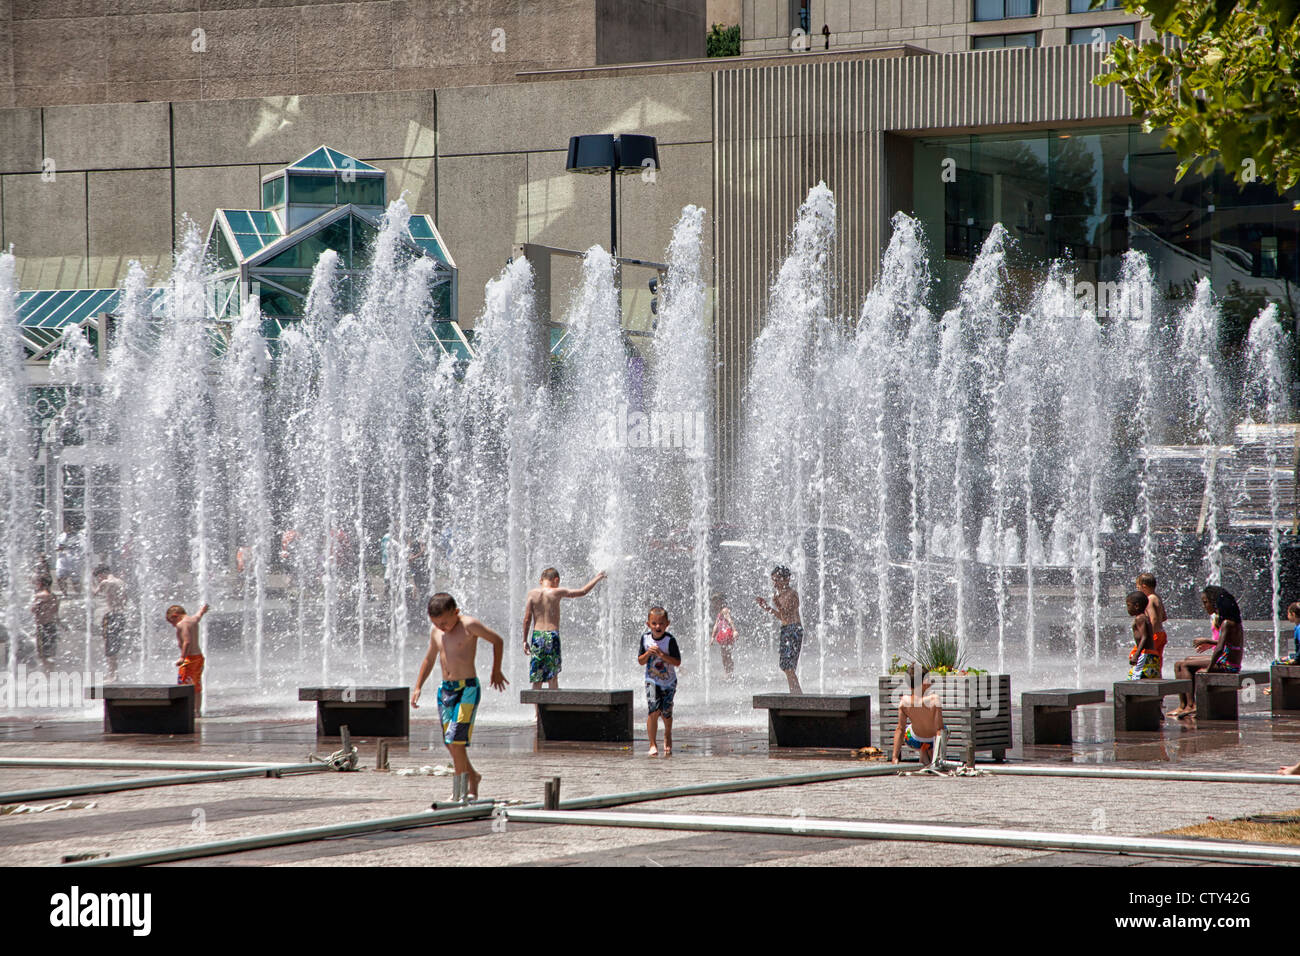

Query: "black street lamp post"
left=565, top=134, right=660, bottom=259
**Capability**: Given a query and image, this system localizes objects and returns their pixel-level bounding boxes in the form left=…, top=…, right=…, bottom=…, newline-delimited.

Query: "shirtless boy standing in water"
left=892, top=664, right=946, bottom=767
left=756, top=565, right=803, bottom=693
left=412, top=592, right=507, bottom=800
left=521, top=568, right=606, bottom=689
left=167, top=603, right=209, bottom=716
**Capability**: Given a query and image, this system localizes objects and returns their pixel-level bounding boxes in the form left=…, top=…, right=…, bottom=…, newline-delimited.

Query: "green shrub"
left=707, top=23, right=740, bottom=57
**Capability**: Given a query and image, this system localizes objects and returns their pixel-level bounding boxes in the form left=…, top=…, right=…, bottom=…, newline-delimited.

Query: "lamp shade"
left=614, top=134, right=660, bottom=175
left=566, top=134, right=617, bottom=174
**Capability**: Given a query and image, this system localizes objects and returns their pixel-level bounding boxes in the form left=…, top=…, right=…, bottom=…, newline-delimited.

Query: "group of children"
left=409, top=564, right=812, bottom=797
left=28, top=564, right=130, bottom=679
left=25, top=555, right=207, bottom=716
left=1122, top=571, right=1297, bottom=719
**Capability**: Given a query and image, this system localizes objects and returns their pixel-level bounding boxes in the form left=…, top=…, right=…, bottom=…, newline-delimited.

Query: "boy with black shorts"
left=756, top=565, right=803, bottom=693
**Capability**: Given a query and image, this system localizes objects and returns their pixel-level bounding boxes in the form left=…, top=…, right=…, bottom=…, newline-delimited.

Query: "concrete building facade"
left=741, top=0, right=1145, bottom=55
left=0, top=0, right=708, bottom=109
left=3, top=2, right=1298, bottom=494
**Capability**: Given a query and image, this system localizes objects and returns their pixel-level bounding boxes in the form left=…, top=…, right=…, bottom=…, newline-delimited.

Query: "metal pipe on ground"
left=60, top=765, right=901, bottom=867
left=504, top=808, right=1300, bottom=864
left=0, top=763, right=328, bottom=805
left=557, top=764, right=901, bottom=811
left=0, top=757, right=292, bottom=771
left=983, top=765, right=1300, bottom=786
left=63, top=803, right=495, bottom=867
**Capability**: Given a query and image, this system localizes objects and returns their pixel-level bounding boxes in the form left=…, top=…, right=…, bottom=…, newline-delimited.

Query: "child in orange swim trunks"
left=167, top=602, right=210, bottom=717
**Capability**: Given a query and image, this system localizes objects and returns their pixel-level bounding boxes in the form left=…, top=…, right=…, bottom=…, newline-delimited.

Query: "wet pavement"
left=2, top=696, right=1298, bottom=867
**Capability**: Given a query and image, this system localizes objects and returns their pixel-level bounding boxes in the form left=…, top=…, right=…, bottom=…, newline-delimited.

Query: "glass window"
left=262, top=175, right=285, bottom=209
left=972, top=32, right=1037, bottom=48
left=287, top=173, right=337, bottom=205
left=1069, top=23, right=1135, bottom=45
left=1069, top=0, right=1122, bottom=10
left=259, top=289, right=301, bottom=317
left=263, top=217, right=353, bottom=270
left=260, top=274, right=313, bottom=297
left=336, top=177, right=385, bottom=207
left=211, top=230, right=237, bottom=270
left=975, top=0, right=1037, bottom=20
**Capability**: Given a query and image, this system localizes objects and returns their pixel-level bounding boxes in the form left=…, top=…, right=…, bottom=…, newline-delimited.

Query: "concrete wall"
left=740, top=0, right=1146, bottom=54
left=0, top=89, right=441, bottom=291
left=1, top=0, right=604, bottom=109
left=0, top=72, right=713, bottom=324
left=437, top=71, right=713, bottom=322
left=595, top=0, right=706, bottom=64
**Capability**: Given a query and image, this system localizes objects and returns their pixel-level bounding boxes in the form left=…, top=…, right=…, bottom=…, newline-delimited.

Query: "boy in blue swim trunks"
left=521, top=567, right=606, bottom=689
left=637, top=606, right=681, bottom=757
left=756, top=565, right=803, bottom=693
left=891, top=664, right=945, bottom=767
left=412, top=592, right=508, bottom=800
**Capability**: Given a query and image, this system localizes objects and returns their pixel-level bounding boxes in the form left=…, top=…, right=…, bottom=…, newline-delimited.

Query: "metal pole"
left=610, top=165, right=618, bottom=258
left=64, top=803, right=494, bottom=868
left=982, top=765, right=1300, bottom=786
left=0, top=763, right=326, bottom=805
left=558, top=764, right=901, bottom=811
left=504, top=808, right=1300, bottom=865
left=0, top=757, right=292, bottom=771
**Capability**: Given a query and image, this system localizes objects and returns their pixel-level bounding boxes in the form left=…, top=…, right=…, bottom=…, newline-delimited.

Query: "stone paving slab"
left=3, top=715, right=1299, bottom=866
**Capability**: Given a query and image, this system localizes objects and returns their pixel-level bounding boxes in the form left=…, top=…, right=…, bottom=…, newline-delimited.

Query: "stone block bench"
left=1193, top=670, right=1269, bottom=721
left=1112, top=679, right=1191, bottom=731
left=753, top=694, right=871, bottom=749
left=86, top=685, right=195, bottom=734
left=1271, top=663, right=1300, bottom=714
left=298, top=686, right=409, bottom=737
left=520, top=689, right=633, bottom=743
left=1020, top=688, right=1107, bottom=745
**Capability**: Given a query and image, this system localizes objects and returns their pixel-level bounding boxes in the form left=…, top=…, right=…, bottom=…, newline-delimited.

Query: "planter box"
left=878, top=674, right=1011, bottom=765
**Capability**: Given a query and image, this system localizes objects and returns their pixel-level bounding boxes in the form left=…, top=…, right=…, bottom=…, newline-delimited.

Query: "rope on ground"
left=901, top=761, right=989, bottom=778
left=307, top=744, right=359, bottom=772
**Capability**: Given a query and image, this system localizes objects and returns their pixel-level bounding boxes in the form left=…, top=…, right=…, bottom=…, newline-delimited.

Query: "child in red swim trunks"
left=167, top=603, right=210, bottom=717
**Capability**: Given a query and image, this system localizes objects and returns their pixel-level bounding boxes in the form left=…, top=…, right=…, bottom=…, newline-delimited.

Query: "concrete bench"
left=298, top=686, right=409, bottom=737
left=1112, top=679, right=1191, bottom=731
left=1272, top=663, right=1300, bottom=714
left=86, top=684, right=195, bottom=734
left=1020, top=688, right=1107, bottom=745
left=520, top=689, right=633, bottom=743
left=1194, top=670, right=1269, bottom=721
left=753, top=694, right=871, bottom=749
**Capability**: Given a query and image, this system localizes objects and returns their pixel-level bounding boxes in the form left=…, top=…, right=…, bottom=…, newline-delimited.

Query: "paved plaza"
left=3, top=697, right=1299, bottom=867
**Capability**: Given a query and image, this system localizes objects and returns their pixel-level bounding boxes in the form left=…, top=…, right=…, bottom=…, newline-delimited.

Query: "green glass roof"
left=17, top=288, right=165, bottom=329
left=217, top=209, right=284, bottom=258
left=16, top=288, right=166, bottom=357
left=408, top=215, right=452, bottom=265
left=288, top=146, right=382, bottom=174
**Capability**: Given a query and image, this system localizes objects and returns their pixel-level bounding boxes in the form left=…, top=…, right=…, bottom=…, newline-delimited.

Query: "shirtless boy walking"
left=521, top=568, right=606, bottom=689
left=412, top=592, right=508, bottom=800
left=756, top=565, right=803, bottom=693
left=167, top=603, right=210, bottom=716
